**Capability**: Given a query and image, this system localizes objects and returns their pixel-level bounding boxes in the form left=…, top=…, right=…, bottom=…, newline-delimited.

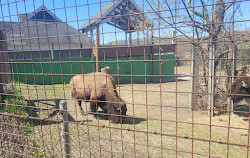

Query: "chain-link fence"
left=0, top=0, right=249, bottom=157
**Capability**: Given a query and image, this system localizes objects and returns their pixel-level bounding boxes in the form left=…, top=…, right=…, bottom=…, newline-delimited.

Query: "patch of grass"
left=175, top=65, right=191, bottom=74
left=3, top=88, right=29, bottom=116
left=0, top=85, right=45, bottom=157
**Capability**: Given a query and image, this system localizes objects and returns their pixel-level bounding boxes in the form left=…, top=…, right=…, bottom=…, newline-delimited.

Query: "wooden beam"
left=119, top=17, right=127, bottom=24
left=137, top=31, right=139, bottom=45
left=95, top=25, right=100, bottom=72
left=125, top=32, right=128, bottom=45
left=106, top=21, right=125, bottom=31
left=100, top=18, right=112, bottom=24
left=114, top=8, right=121, bottom=13
left=90, top=29, right=94, bottom=46
left=129, top=32, right=132, bottom=46
left=59, top=100, right=71, bottom=158
left=129, top=16, right=136, bottom=21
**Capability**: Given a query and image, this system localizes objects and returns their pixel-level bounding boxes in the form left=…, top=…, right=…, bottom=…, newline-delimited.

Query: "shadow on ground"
left=93, top=111, right=146, bottom=124
left=30, top=109, right=146, bottom=126
left=234, top=104, right=249, bottom=119
left=30, top=111, right=94, bottom=126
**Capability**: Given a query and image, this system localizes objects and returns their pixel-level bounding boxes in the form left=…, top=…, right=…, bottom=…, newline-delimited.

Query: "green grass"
left=0, top=86, right=45, bottom=157
left=3, top=89, right=29, bottom=116
left=15, top=78, right=249, bottom=158
left=175, top=64, right=191, bottom=74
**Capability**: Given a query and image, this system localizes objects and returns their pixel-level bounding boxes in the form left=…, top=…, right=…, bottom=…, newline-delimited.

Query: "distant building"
left=0, top=5, right=91, bottom=60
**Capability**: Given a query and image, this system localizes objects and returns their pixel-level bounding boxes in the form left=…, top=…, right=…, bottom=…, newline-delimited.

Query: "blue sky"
left=0, top=0, right=250, bottom=44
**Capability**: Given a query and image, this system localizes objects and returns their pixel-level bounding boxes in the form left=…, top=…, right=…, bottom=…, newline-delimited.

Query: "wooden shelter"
left=79, top=0, right=152, bottom=71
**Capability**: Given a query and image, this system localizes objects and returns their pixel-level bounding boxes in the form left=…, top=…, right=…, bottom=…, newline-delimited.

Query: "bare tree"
left=142, top=0, right=247, bottom=110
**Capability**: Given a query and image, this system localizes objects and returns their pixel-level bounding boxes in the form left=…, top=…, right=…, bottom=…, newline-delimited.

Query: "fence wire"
left=0, top=0, right=250, bottom=157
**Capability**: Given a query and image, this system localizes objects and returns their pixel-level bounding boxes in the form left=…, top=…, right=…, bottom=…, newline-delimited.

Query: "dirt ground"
left=17, top=70, right=249, bottom=158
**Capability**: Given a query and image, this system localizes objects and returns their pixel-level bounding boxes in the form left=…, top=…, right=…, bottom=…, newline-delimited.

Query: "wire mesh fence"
left=0, top=0, right=249, bottom=157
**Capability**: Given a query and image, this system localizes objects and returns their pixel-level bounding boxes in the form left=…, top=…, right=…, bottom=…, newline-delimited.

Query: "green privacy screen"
left=11, top=54, right=176, bottom=85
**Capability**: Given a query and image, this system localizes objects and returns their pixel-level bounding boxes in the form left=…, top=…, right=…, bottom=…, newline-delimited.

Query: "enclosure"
left=0, top=0, right=250, bottom=157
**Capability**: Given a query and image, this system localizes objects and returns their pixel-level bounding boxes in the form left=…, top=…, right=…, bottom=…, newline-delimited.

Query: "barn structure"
left=0, top=5, right=91, bottom=60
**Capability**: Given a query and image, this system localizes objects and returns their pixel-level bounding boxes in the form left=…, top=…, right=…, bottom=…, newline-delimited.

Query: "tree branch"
left=186, top=0, right=206, bottom=20
left=163, top=0, right=175, bottom=24
left=179, top=20, right=208, bottom=31
left=180, top=0, right=210, bottom=32
left=181, top=0, right=193, bottom=21
left=145, top=0, right=193, bottom=41
left=199, top=0, right=211, bottom=24
left=225, top=0, right=235, bottom=10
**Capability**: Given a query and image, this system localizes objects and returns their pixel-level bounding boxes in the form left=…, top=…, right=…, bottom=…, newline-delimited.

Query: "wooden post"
left=125, top=32, right=128, bottom=45
left=59, top=100, right=70, bottom=158
left=95, top=25, right=100, bottom=72
left=172, top=30, right=176, bottom=44
left=90, top=30, right=94, bottom=46
left=137, top=31, right=139, bottom=45
left=129, top=32, right=132, bottom=46
left=147, top=30, right=149, bottom=45
left=27, top=100, right=36, bottom=117
left=50, top=43, right=54, bottom=59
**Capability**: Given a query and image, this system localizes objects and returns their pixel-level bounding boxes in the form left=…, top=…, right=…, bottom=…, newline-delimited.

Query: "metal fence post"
left=59, top=100, right=70, bottom=158
left=208, top=45, right=215, bottom=117
left=230, top=42, right=237, bottom=115
left=190, top=46, right=199, bottom=109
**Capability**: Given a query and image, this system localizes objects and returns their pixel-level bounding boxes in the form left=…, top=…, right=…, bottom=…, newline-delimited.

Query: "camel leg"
left=90, top=101, right=98, bottom=118
left=89, top=90, right=102, bottom=118
left=77, top=99, right=85, bottom=116
left=246, top=98, right=250, bottom=116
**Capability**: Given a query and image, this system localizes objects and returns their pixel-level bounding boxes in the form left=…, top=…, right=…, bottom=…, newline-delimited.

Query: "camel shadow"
left=123, top=116, right=146, bottom=124
left=234, top=104, right=249, bottom=118
left=94, top=111, right=146, bottom=124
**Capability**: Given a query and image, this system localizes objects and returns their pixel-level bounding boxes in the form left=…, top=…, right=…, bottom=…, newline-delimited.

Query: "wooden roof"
left=26, top=5, right=62, bottom=22
left=80, top=0, right=152, bottom=33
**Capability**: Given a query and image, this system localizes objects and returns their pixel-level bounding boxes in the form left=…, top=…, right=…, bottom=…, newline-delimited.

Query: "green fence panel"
left=11, top=57, right=95, bottom=85
left=100, top=56, right=152, bottom=83
left=100, top=57, right=132, bottom=83
left=11, top=54, right=176, bottom=85
left=164, top=54, right=175, bottom=76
